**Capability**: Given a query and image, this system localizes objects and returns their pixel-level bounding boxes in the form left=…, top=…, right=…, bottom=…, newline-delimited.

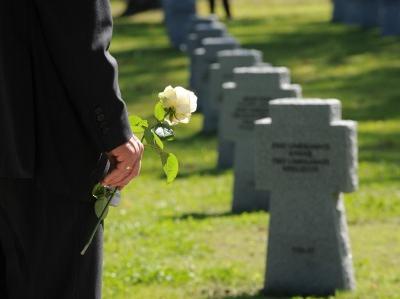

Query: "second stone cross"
left=220, top=66, right=301, bottom=213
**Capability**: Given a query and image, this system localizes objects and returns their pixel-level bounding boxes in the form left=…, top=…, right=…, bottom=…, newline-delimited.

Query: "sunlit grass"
left=104, top=0, right=400, bottom=298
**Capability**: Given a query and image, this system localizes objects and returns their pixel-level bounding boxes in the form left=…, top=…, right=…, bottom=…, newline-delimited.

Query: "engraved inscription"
left=271, top=142, right=330, bottom=173
left=233, top=96, right=272, bottom=130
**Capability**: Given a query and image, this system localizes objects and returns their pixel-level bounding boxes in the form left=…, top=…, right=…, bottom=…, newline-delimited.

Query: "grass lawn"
left=103, top=0, right=400, bottom=298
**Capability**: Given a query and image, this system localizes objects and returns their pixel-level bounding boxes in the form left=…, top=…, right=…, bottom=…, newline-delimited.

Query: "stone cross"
left=187, top=15, right=219, bottom=38
left=187, top=22, right=227, bottom=60
left=202, top=49, right=264, bottom=133
left=343, top=0, right=364, bottom=26
left=187, top=23, right=227, bottom=89
left=184, top=15, right=219, bottom=52
left=162, top=0, right=196, bottom=49
left=220, top=66, right=301, bottom=212
left=360, top=0, right=380, bottom=28
left=191, top=37, right=239, bottom=111
left=203, top=49, right=268, bottom=169
left=254, top=99, right=358, bottom=296
left=332, top=0, right=346, bottom=22
left=381, top=0, right=400, bottom=36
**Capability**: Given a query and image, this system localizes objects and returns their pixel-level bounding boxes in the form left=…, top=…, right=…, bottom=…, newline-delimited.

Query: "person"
left=0, top=0, right=144, bottom=298
left=209, top=0, right=232, bottom=20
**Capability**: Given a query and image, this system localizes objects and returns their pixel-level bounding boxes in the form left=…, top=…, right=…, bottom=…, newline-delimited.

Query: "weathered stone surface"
left=343, top=0, right=364, bottom=25
left=254, top=99, right=357, bottom=296
left=220, top=66, right=299, bottom=140
left=188, top=23, right=228, bottom=90
left=361, top=0, right=380, bottom=28
left=380, top=0, right=400, bottom=36
left=202, top=49, right=265, bottom=169
left=184, top=15, right=219, bottom=52
left=188, top=15, right=219, bottom=34
left=191, top=37, right=239, bottom=111
left=187, top=22, right=227, bottom=57
left=220, top=66, right=301, bottom=213
left=332, top=0, right=346, bottom=23
left=203, top=49, right=263, bottom=133
left=162, top=0, right=196, bottom=49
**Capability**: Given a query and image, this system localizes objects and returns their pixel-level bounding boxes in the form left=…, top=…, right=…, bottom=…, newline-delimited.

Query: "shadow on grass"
left=168, top=208, right=268, bottom=221
left=213, top=290, right=293, bottom=299
left=111, top=13, right=400, bottom=171
left=170, top=211, right=234, bottom=221
left=113, top=20, right=167, bottom=39
left=235, top=20, right=395, bottom=61
left=171, top=131, right=217, bottom=149
left=112, top=15, right=400, bottom=121
left=359, top=130, right=400, bottom=165
left=231, top=19, right=400, bottom=121
left=177, top=166, right=229, bottom=178
left=175, top=131, right=217, bottom=142
left=218, top=297, right=289, bottom=299
left=111, top=19, right=188, bottom=105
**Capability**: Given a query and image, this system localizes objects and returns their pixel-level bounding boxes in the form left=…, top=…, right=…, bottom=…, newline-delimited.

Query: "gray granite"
left=188, top=23, right=228, bottom=89
left=184, top=15, right=219, bottom=52
left=187, top=22, right=227, bottom=58
left=361, top=0, right=380, bottom=28
left=162, top=0, right=196, bottom=49
left=220, top=66, right=301, bottom=213
left=380, top=0, right=400, bottom=36
left=254, top=99, right=357, bottom=296
left=191, top=37, right=239, bottom=111
left=187, top=15, right=219, bottom=37
left=203, top=49, right=263, bottom=133
left=343, top=0, right=364, bottom=26
left=332, top=0, right=346, bottom=23
left=213, top=62, right=271, bottom=170
left=204, top=49, right=267, bottom=169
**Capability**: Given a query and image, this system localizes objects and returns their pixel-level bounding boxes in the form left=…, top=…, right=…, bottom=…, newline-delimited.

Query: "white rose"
left=158, top=86, right=197, bottom=125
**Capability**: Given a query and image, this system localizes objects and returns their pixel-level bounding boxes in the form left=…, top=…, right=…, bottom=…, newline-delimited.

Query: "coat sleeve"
left=32, top=0, right=132, bottom=152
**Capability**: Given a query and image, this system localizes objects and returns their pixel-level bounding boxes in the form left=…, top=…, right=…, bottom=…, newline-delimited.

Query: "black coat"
left=0, top=0, right=132, bottom=200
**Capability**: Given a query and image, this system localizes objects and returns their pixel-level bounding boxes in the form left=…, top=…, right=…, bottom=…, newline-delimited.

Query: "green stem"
left=80, top=187, right=118, bottom=255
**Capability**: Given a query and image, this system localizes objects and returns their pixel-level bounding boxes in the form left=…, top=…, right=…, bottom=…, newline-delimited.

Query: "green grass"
left=103, top=0, right=400, bottom=298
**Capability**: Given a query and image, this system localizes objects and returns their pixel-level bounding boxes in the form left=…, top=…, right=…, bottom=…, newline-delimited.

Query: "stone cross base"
left=255, top=99, right=358, bottom=296
left=264, top=192, right=355, bottom=296
left=232, top=140, right=270, bottom=213
left=216, top=138, right=235, bottom=170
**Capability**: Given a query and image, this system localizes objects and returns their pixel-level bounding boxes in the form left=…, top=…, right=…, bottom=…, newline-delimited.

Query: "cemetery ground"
left=104, top=0, right=400, bottom=298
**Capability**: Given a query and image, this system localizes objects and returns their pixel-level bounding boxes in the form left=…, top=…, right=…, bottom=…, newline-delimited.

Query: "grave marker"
left=188, top=23, right=228, bottom=89
left=187, top=15, right=219, bottom=36
left=332, top=0, right=346, bottom=23
left=205, top=49, right=267, bottom=169
left=220, top=66, right=301, bottom=212
left=343, top=0, right=363, bottom=26
left=255, top=99, right=357, bottom=296
left=191, top=37, right=239, bottom=111
left=380, top=0, right=400, bottom=36
left=184, top=15, right=219, bottom=52
left=162, top=0, right=196, bottom=49
left=361, top=0, right=380, bottom=28
left=203, top=49, right=264, bottom=133
left=187, top=22, right=227, bottom=58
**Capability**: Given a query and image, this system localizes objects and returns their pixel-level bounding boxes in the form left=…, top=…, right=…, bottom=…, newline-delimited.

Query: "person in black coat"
left=209, top=0, right=232, bottom=19
left=0, top=0, right=144, bottom=298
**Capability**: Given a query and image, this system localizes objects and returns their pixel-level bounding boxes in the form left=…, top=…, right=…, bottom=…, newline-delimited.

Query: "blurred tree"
left=123, top=0, right=161, bottom=16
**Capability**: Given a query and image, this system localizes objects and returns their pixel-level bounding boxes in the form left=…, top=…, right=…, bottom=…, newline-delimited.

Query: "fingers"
left=129, top=135, right=141, bottom=153
left=117, top=158, right=142, bottom=189
left=102, top=136, right=144, bottom=187
left=103, top=159, right=131, bottom=184
left=103, top=154, right=141, bottom=186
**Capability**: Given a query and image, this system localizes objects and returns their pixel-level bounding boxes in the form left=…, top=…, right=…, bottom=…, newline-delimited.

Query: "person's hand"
left=102, top=135, right=144, bottom=189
